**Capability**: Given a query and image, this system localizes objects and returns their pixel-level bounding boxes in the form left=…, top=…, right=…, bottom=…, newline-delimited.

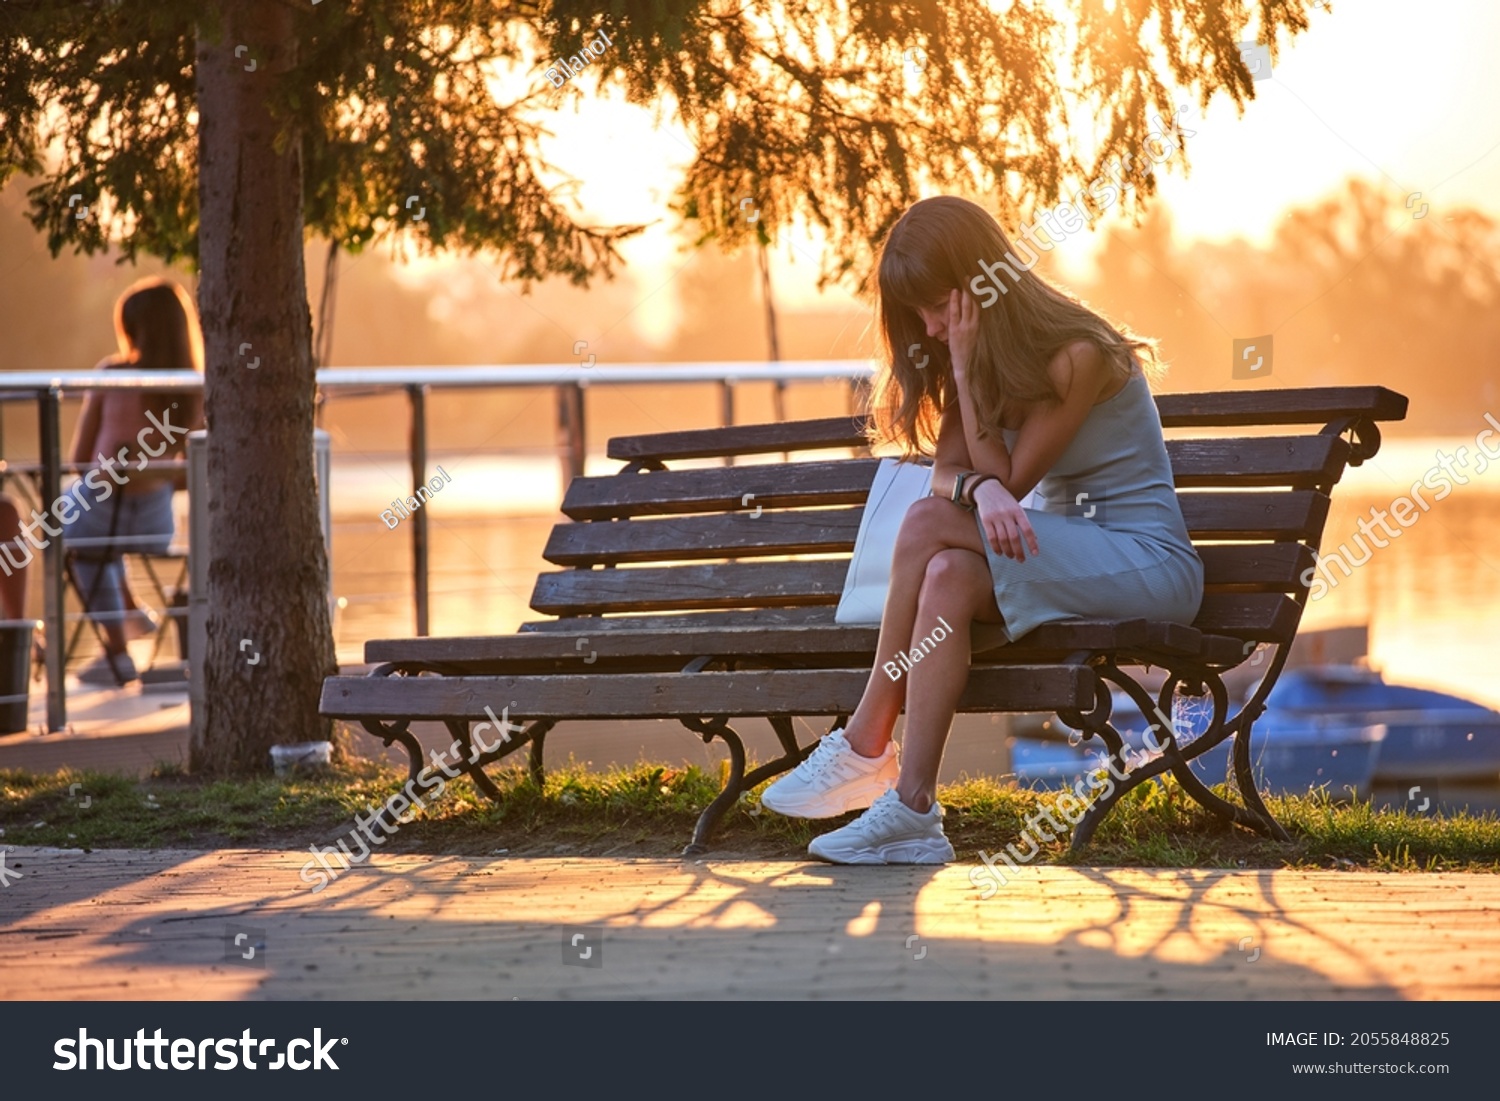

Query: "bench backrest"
left=530, top=386, right=1407, bottom=651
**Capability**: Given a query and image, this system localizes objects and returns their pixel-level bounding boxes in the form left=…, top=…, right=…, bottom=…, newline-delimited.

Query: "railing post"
left=556, top=382, right=586, bottom=484
left=719, top=379, right=735, bottom=466
left=407, top=384, right=430, bottom=637
left=719, top=378, right=735, bottom=427
left=38, top=387, right=66, bottom=732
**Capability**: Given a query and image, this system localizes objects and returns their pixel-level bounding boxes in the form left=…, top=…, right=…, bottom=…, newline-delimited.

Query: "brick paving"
left=1, top=847, right=1495, bottom=1000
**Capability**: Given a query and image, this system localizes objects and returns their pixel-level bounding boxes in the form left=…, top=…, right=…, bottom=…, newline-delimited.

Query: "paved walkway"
left=1, top=847, right=1496, bottom=999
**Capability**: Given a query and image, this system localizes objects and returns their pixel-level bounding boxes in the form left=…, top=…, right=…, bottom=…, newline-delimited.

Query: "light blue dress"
left=977, top=364, right=1203, bottom=642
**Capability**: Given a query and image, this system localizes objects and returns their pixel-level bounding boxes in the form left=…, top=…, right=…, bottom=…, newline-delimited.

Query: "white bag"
left=835, top=459, right=933, bottom=625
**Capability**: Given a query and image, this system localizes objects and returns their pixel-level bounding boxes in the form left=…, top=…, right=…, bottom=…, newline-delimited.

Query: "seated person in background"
left=65, top=277, right=205, bottom=686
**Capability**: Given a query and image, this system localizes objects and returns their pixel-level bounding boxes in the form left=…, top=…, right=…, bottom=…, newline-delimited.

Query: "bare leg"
left=894, top=548, right=1003, bottom=812
left=843, top=498, right=1000, bottom=756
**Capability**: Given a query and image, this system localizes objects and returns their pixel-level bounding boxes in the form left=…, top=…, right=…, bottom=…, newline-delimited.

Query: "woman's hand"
left=945, top=288, right=979, bottom=378
left=973, top=479, right=1040, bottom=562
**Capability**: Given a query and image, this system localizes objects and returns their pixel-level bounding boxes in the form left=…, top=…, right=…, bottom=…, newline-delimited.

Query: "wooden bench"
left=320, top=384, right=1408, bottom=854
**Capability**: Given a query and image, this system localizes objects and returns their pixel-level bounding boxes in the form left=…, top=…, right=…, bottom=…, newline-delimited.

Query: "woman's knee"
left=895, top=496, right=972, bottom=558
left=895, top=496, right=946, bottom=545
left=917, top=548, right=991, bottom=611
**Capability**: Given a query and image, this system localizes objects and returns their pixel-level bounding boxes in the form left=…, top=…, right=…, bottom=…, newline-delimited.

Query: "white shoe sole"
left=807, top=836, right=955, bottom=865
left=759, top=774, right=895, bottom=819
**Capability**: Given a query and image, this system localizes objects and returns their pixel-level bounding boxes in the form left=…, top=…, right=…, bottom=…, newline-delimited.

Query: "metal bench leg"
left=1097, top=662, right=1291, bottom=845
left=681, top=716, right=746, bottom=856
left=1064, top=662, right=1294, bottom=852
left=355, top=664, right=435, bottom=789
left=439, top=717, right=558, bottom=800
left=1070, top=751, right=1173, bottom=852
left=739, top=715, right=818, bottom=791
left=1167, top=755, right=1282, bottom=837
left=527, top=724, right=550, bottom=787
left=359, top=716, right=425, bottom=789
left=1231, top=708, right=1292, bottom=842
left=443, top=719, right=503, bottom=801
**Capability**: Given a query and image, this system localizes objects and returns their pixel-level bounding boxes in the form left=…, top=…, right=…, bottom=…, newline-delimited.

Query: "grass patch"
left=2, top=763, right=1498, bottom=870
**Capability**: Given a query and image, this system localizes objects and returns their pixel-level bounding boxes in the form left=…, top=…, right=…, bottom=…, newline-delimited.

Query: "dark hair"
left=114, top=278, right=203, bottom=372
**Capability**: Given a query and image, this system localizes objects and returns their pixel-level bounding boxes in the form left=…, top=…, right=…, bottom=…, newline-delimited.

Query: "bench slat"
left=519, top=606, right=838, bottom=631
left=543, top=507, right=864, bottom=566
left=518, top=602, right=1297, bottom=650
left=1193, top=592, right=1300, bottom=641
left=1156, top=385, right=1407, bottom=428
left=320, top=664, right=1098, bottom=720
left=607, top=417, right=870, bottom=463
left=561, top=459, right=880, bottom=520
left=598, top=387, right=1406, bottom=466
left=1178, top=490, right=1328, bottom=540
left=1196, top=543, right=1316, bottom=590
left=531, top=540, right=1312, bottom=617
left=369, top=620, right=1137, bottom=664
left=562, top=456, right=1328, bottom=539
left=545, top=504, right=1317, bottom=585
left=1166, top=436, right=1350, bottom=488
left=365, top=617, right=1245, bottom=669
left=531, top=560, right=850, bottom=615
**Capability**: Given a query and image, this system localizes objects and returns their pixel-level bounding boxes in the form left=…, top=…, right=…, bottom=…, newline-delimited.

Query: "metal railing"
left=0, top=361, right=874, bottom=731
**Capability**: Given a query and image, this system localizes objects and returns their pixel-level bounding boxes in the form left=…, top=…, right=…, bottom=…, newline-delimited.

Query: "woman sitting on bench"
left=760, top=196, right=1205, bottom=863
left=64, top=277, right=204, bottom=686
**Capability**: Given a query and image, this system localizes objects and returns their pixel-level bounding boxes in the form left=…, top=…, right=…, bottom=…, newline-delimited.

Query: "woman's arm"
left=929, top=380, right=973, bottom=499
left=69, top=392, right=104, bottom=466
left=966, top=340, right=1117, bottom=560
left=943, top=291, right=1013, bottom=489
left=1001, top=340, right=1115, bottom=500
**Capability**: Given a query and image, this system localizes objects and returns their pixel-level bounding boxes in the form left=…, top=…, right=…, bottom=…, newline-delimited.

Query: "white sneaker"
left=807, top=788, right=955, bottom=865
left=759, top=729, right=898, bottom=818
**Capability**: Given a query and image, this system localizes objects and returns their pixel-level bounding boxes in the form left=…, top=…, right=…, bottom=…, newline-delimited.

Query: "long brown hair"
left=111, top=278, right=204, bottom=448
left=114, top=278, right=203, bottom=372
left=871, top=196, right=1153, bottom=456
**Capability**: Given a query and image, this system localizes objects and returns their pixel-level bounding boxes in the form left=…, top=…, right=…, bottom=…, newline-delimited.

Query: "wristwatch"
left=950, top=470, right=972, bottom=505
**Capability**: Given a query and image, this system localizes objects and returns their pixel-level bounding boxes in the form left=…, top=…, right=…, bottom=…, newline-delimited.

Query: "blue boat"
left=1011, top=691, right=1386, bottom=799
left=1265, top=665, right=1500, bottom=782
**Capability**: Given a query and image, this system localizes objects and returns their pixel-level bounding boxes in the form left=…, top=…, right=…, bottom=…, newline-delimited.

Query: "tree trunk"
left=192, top=2, right=336, bottom=772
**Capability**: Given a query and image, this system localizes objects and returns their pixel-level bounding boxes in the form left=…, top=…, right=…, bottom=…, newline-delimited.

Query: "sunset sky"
left=469, top=0, right=1500, bottom=342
